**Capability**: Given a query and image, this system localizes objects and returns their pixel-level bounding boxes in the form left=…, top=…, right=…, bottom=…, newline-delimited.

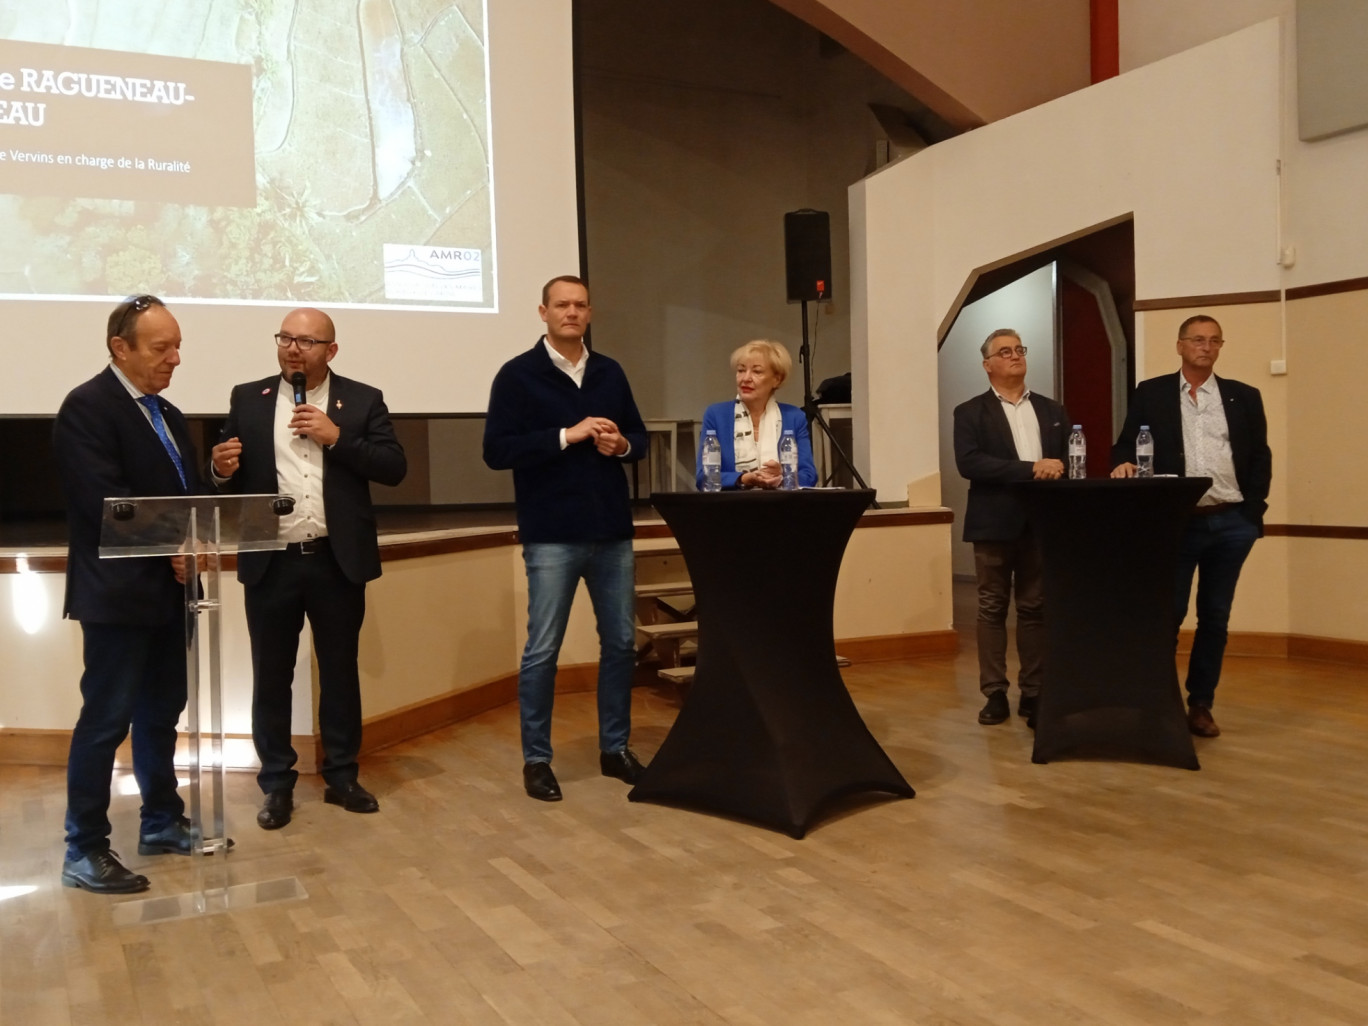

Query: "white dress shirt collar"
left=543, top=336, right=589, bottom=387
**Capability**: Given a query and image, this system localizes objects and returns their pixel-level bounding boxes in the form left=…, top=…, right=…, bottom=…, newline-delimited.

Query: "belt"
left=1191, top=501, right=1238, bottom=517
left=284, top=537, right=330, bottom=555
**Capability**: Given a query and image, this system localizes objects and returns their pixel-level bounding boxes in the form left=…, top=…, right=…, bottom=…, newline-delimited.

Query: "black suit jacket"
left=1110, top=371, right=1271, bottom=531
left=953, top=388, right=1071, bottom=543
left=217, top=373, right=407, bottom=585
left=53, top=366, right=203, bottom=625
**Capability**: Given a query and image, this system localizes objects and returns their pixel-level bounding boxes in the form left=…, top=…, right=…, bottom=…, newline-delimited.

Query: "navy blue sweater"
left=483, top=340, right=647, bottom=543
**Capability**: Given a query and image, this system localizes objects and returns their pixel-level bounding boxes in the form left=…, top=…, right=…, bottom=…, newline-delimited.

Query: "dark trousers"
left=972, top=533, right=1045, bottom=697
left=1175, top=508, right=1259, bottom=709
left=245, top=544, right=366, bottom=794
left=65, top=620, right=187, bottom=859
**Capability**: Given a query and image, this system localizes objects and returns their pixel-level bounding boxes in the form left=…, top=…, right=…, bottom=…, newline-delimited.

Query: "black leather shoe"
left=324, top=781, right=380, bottom=813
left=1017, top=695, right=1038, bottom=720
left=600, top=748, right=647, bottom=784
left=978, top=691, right=1010, bottom=725
left=139, top=815, right=233, bottom=855
left=523, top=761, right=562, bottom=801
left=257, top=790, right=294, bottom=830
left=61, top=849, right=149, bottom=894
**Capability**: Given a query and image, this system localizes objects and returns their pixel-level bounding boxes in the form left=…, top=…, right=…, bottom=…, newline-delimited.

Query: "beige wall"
left=1283, top=291, right=1368, bottom=642
left=834, top=517, right=952, bottom=637
left=0, top=570, right=264, bottom=733
left=1119, top=0, right=1289, bottom=73
left=1107, top=293, right=1366, bottom=645
left=773, top=0, right=1092, bottom=125
left=0, top=520, right=953, bottom=750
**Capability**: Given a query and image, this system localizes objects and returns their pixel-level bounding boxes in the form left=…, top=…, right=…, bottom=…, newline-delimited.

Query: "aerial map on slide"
left=0, top=0, right=494, bottom=308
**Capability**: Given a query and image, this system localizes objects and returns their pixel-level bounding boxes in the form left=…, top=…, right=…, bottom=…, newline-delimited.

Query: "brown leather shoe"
left=1188, top=705, right=1221, bottom=738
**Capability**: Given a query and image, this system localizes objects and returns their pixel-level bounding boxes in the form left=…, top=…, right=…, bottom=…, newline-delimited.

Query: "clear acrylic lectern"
left=98, top=493, right=307, bottom=923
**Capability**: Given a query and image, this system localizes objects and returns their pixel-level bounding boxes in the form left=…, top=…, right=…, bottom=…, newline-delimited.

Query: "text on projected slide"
left=0, top=40, right=253, bottom=205
left=0, top=1, right=494, bottom=310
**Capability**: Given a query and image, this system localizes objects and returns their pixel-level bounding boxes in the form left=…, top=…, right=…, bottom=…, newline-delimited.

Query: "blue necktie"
left=138, top=395, right=187, bottom=490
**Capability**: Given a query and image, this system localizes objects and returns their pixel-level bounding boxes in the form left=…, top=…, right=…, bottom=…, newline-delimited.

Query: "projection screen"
left=0, top=0, right=580, bottom=414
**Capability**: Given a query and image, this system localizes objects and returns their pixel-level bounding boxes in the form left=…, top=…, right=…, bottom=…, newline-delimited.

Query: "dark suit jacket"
left=217, top=373, right=407, bottom=585
left=53, top=366, right=202, bottom=625
left=1110, top=371, right=1271, bottom=531
left=953, top=388, right=1070, bottom=543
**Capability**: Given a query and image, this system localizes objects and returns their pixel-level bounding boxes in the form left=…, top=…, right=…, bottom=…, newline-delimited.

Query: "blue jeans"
left=1174, top=508, right=1259, bottom=710
left=519, top=540, right=636, bottom=764
left=65, top=621, right=187, bottom=859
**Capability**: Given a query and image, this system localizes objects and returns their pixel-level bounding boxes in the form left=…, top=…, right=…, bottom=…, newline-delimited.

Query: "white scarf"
left=732, top=396, right=781, bottom=473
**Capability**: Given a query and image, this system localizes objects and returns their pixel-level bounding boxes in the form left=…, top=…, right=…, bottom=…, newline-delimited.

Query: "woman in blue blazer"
left=697, top=340, right=818, bottom=489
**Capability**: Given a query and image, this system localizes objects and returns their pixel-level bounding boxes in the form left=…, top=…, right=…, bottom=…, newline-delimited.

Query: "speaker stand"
left=798, top=299, right=878, bottom=505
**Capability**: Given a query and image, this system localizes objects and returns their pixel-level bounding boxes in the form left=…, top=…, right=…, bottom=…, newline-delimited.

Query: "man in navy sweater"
left=483, top=276, right=649, bottom=801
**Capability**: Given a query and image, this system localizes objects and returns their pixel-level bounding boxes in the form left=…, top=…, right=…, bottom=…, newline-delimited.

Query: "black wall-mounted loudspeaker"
left=784, top=209, right=833, bottom=303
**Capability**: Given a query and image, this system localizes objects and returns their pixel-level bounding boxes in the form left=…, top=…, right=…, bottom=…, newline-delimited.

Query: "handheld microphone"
left=291, top=372, right=307, bottom=406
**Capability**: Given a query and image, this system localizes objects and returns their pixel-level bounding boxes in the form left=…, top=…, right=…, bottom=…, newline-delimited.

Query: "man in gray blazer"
left=953, top=329, right=1070, bottom=726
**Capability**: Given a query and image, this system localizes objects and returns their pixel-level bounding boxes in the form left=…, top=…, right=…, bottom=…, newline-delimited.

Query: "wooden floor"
left=4, top=639, right=1368, bottom=1025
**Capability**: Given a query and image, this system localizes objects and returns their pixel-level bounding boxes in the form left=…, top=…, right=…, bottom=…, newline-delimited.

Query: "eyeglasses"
left=1180, top=335, right=1224, bottom=348
left=275, top=332, right=326, bottom=351
left=111, top=294, right=158, bottom=341
left=989, top=346, right=1028, bottom=359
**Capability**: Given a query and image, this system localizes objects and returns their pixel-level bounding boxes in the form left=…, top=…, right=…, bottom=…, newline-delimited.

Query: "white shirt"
left=734, top=396, right=782, bottom=468
left=544, top=336, right=588, bottom=387
left=274, top=374, right=330, bottom=542
left=1178, top=375, right=1242, bottom=505
left=546, top=337, right=588, bottom=451
left=110, top=362, right=181, bottom=456
left=993, top=387, right=1043, bottom=462
left=543, top=336, right=630, bottom=456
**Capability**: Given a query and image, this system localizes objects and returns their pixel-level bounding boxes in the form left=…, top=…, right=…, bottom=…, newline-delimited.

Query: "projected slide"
left=0, top=1, right=494, bottom=309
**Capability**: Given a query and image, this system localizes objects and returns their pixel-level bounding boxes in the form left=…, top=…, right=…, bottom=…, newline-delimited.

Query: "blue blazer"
left=697, top=401, right=818, bottom=489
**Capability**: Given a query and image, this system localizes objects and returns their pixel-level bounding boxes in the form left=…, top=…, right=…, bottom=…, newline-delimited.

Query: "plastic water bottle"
left=1135, top=425, right=1154, bottom=478
left=1067, top=425, right=1086, bottom=480
left=701, top=430, right=721, bottom=492
left=779, top=430, right=799, bottom=490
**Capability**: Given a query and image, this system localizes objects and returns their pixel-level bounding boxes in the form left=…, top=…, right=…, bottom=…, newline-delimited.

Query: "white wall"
left=937, top=265, right=1057, bottom=576
left=1119, top=0, right=1289, bottom=73
left=852, top=21, right=1283, bottom=503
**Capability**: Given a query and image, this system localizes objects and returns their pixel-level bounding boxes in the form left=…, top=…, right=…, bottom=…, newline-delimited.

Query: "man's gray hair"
left=980, top=328, right=1020, bottom=359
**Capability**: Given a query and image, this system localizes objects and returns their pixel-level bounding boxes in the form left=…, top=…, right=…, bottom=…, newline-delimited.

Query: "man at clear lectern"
left=53, top=295, right=204, bottom=894
left=211, top=308, right=406, bottom=830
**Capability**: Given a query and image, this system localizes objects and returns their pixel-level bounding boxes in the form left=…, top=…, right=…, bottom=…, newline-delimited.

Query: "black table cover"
left=1019, top=477, right=1211, bottom=769
left=630, top=489, right=914, bottom=837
